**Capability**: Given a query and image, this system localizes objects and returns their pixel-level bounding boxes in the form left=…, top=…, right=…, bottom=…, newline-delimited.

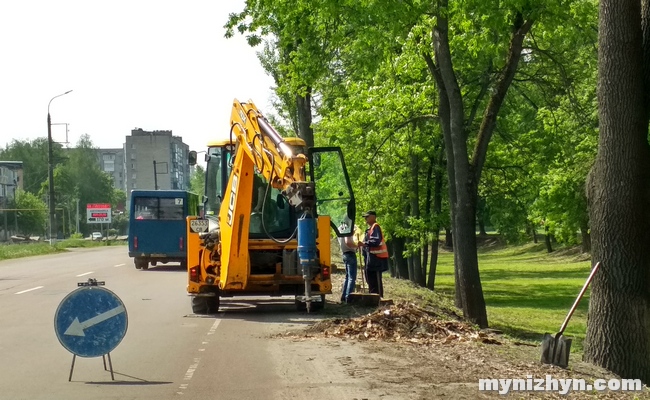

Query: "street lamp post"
left=47, top=90, right=72, bottom=243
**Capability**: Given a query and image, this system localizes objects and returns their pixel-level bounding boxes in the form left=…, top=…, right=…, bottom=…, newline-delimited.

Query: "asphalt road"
left=0, top=246, right=389, bottom=400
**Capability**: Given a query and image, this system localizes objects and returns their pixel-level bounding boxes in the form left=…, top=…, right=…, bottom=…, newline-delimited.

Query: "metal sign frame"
left=87, top=203, right=112, bottom=224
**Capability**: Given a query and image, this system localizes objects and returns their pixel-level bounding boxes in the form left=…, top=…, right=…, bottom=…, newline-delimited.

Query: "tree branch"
left=471, top=13, right=534, bottom=188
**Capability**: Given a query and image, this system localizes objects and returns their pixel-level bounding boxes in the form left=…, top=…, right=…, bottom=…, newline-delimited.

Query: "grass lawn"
left=0, top=239, right=126, bottom=261
left=384, top=241, right=593, bottom=351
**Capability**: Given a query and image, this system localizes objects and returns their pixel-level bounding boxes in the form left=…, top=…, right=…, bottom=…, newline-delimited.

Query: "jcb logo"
left=226, top=174, right=238, bottom=226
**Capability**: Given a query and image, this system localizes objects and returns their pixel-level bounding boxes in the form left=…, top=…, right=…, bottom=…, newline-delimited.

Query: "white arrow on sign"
left=64, top=305, right=126, bottom=337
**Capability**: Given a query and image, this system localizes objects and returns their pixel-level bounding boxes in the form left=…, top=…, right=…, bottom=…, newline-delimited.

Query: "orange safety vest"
left=367, top=223, right=389, bottom=258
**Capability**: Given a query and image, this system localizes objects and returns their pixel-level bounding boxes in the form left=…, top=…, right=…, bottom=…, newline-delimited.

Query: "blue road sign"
left=54, top=286, right=128, bottom=358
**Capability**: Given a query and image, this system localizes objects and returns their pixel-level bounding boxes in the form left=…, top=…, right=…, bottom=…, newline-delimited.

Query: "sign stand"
left=55, top=278, right=128, bottom=382
left=68, top=352, right=114, bottom=381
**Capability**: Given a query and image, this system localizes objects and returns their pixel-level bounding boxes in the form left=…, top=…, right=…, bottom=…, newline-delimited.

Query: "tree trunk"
left=409, top=150, right=426, bottom=287
left=531, top=223, right=538, bottom=244
left=427, top=147, right=444, bottom=291
left=386, top=240, right=397, bottom=278
left=427, top=232, right=439, bottom=290
left=580, top=220, right=591, bottom=253
left=544, top=226, right=553, bottom=253
left=392, top=237, right=409, bottom=279
left=407, top=255, right=414, bottom=283
left=423, top=49, right=461, bottom=307
left=296, top=90, right=314, bottom=147
left=477, top=197, right=488, bottom=235
left=444, top=227, right=453, bottom=247
left=584, top=0, right=650, bottom=382
left=412, top=248, right=425, bottom=287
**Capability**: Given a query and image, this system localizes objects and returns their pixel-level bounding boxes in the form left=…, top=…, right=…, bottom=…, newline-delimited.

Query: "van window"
left=134, top=197, right=184, bottom=220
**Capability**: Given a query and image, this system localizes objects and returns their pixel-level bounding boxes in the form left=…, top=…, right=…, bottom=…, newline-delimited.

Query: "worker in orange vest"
left=359, top=210, right=388, bottom=297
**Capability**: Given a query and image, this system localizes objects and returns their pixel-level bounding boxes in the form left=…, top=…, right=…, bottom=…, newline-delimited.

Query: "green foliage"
left=0, top=242, right=64, bottom=260
left=0, top=138, right=65, bottom=195
left=189, top=164, right=205, bottom=198
left=52, top=135, right=117, bottom=236
left=13, top=189, right=47, bottom=235
left=226, top=0, right=600, bottom=261
left=111, top=213, right=129, bottom=235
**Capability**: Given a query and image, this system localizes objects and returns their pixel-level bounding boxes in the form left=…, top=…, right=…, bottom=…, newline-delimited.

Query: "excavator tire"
left=192, top=295, right=220, bottom=314
left=191, top=297, right=209, bottom=314
left=206, top=296, right=220, bottom=313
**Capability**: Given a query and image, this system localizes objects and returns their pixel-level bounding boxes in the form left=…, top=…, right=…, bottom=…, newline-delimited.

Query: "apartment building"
left=124, top=128, right=190, bottom=193
left=0, top=161, right=23, bottom=201
left=97, top=148, right=126, bottom=191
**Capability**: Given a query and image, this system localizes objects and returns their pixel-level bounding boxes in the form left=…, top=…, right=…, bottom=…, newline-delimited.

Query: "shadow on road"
left=138, top=264, right=186, bottom=273
left=183, top=297, right=333, bottom=325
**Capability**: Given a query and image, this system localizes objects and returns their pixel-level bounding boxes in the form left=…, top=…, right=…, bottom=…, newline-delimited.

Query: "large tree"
left=584, top=0, right=650, bottom=383
left=425, top=0, right=534, bottom=327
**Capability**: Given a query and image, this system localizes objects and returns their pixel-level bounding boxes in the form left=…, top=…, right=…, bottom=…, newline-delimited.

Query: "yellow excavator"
left=186, top=99, right=356, bottom=313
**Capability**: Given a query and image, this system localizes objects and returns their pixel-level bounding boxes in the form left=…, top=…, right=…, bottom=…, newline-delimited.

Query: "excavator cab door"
left=308, top=147, right=356, bottom=237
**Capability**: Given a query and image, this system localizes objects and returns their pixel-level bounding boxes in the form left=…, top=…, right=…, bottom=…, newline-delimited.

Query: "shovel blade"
left=347, top=293, right=381, bottom=307
left=541, top=333, right=572, bottom=368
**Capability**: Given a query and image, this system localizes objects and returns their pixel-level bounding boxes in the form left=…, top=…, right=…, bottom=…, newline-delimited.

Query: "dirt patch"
left=281, top=302, right=649, bottom=399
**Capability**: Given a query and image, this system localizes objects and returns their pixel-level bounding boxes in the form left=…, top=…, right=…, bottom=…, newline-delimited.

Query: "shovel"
left=347, top=242, right=380, bottom=307
left=541, top=261, right=601, bottom=368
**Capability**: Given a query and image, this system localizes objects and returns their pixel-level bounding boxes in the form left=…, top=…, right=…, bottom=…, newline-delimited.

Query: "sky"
left=0, top=0, right=276, bottom=155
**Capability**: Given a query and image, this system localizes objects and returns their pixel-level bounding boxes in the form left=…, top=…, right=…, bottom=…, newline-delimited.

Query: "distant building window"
left=104, top=161, right=115, bottom=172
left=132, top=173, right=136, bottom=179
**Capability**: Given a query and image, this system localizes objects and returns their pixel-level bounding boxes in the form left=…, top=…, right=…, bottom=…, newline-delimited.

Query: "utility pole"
left=153, top=160, right=158, bottom=190
left=47, top=90, right=72, bottom=243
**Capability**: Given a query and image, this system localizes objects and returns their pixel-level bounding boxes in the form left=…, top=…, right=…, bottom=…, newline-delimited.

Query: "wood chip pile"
left=308, top=302, right=501, bottom=345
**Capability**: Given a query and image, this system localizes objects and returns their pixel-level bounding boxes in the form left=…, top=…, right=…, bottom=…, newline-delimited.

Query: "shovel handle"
left=558, top=261, right=601, bottom=335
left=357, top=247, right=366, bottom=291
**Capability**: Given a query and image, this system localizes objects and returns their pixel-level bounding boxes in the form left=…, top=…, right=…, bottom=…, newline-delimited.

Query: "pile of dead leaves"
left=307, top=302, right=502, bottom=345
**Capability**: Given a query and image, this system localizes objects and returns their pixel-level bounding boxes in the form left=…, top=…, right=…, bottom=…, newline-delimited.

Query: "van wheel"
left=135, top=259, right=148, bottom=270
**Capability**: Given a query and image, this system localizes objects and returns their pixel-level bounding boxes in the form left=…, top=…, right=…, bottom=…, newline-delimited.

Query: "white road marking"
left=178, top=318, right=223, bottom=394
left=114, top=264, right=125, bottom=267
left=184, top=358, right=200, bottom=381
left=76, top=271, right=94, bottom=277
left=207, top=318, right=221, bottom=335
left=15, top=286, right=44, bottom=295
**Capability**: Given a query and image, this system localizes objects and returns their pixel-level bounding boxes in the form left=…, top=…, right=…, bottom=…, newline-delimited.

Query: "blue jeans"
left=341, top=252, right=358, bottom=302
